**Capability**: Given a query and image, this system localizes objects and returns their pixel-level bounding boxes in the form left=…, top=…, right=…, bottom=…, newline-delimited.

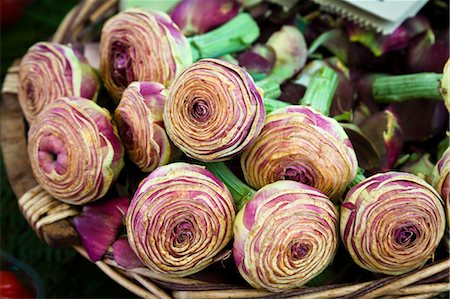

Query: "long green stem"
left=373, top=73, right=443, bottom=103
left=263, top=98, right=290, bottom=114
left=256, top=78, right=282, bottom=99
left=348, top=168, right=366, bottom=189
left=206, top=162, right=256, bottom=210
left=299, top=66, right=338, bottom=116
left=189, top=13, right=259, bottom=60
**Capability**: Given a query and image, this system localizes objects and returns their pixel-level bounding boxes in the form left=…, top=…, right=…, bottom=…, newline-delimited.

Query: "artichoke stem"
left=348, top=167, right=366, bottom=189
left=256, top=77, right=282, bottom=100
left=206, top=162, right=256, bottom=210
left=300, top=66, right=338, bottom=116
left=263, top=98, right=290, bottom=114
left=189, top=13, right=259, bottom=60
left=373, top=73, right=443, bottom=103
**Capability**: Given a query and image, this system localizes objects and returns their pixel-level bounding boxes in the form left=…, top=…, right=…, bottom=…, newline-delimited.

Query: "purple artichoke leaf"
left=244, top=1, right=269, bottom=19
left=112, top=237, right=144, bottom=269
left=238, top=43, right=276, bottom=79
left=72, top=197, right=130, bottom=262
left=325, top=58, right=356, bottom=117
left=359, top=110, right=404, bottom=172
left=388, top=99, right=448, bottom=142
left=342, top=123, right=381, bottom=171
left=344, top=16, right=430, bottom=57
left=407, top=29, right=449, bottom=73
left=170, top=0, right=240, bottom=36
left=351, top=101, right=375, bottom=127
left=307, top=29, right=350, bottom=65
left=279, top=82, right=306, bottom=104
left=354, top=74, right=382, bottom=115
left=294, top=59, right=356, bottom=117
left=266, top=1, right=299, bottom=25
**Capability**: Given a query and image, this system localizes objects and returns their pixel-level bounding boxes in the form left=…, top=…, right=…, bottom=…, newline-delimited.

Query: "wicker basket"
left=1, top=1, right=449, bottom=298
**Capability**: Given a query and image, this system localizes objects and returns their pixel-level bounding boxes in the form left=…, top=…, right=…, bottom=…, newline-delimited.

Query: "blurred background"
left=1, top=0, right=134, bottom=297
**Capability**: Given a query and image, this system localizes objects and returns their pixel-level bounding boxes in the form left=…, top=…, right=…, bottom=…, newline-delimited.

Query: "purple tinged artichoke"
left=100, top=8, right=192, bottom=101
left=341, top=172, right=446, bottom=275
left=114, top=82, right=173, bottom=172
left=164, top=59, right=265, bottom=161
left=18, top=42, right=99, bottom=123
left=234, top=180, right=338, bottom=292
left=237, top=44, right=276, bottom=79
left=266, top=25, right=307, bottom=81
left=241, top=106, right=357, bottom=201
left=170, top=0, right=240, bottom=36
left=73, top=197, right=129, bottom=262
left=126, top=162, right=236, bottom=277
left=28, top=97, right=125, bottom=205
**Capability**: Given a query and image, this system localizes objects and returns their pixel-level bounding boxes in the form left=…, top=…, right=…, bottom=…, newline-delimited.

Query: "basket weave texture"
left=1, top=1, right=449, bottom=298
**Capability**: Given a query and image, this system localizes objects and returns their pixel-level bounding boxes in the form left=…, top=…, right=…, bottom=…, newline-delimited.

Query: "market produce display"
left=4, top=0, right=450, bottom=297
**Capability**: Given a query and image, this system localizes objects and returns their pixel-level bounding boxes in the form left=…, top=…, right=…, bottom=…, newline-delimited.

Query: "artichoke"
left=170, top=0, right=239, bottom=36
left=341, top=172, right=446, bottom=275
left=100, top=8, right=192, bottom=101
left=18, top=42, right=99, bottom=123
left=164, top=59, right=265, bottom=161
left=234, top=180, right=338, bottom=292
left=114, top=82, right=173, bottom=172
left=126, top=162, right=236, bottom=277
left=241, top=105, right=357, bottom=201
left=267, top=25, right=308, bottom=81
left=28, top=97, right=124, bottom=205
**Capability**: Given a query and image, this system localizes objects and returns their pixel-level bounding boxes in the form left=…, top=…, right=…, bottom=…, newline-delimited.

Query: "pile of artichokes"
left=18, top=0, right=449, bottom=293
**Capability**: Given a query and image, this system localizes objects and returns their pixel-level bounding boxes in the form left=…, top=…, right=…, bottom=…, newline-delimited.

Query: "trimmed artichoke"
left=341, top=172, right=446, bottom=275
left=100, top=8, right=192, bottom=101
left=234, top=180, right=338, bottom=292
left=170, top=0, right=239, bottom=36
left=126, top=162, right=236, bottom=277
left=28, top=97, right=124, bottom=205
left=114, top=82, right=173, bottom=172
left=241, top=106, right=357, bottom=201
left=164, top=59, right=265, bottom=161
left=18, top=42, right=99, bottom=123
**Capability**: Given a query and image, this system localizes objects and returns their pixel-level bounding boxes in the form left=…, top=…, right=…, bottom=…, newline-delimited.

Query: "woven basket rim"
left=1, top=1, right=449, bottom=298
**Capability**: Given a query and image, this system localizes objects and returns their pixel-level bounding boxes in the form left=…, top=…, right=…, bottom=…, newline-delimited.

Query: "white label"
left=341, top=0, right=428, bottom=21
